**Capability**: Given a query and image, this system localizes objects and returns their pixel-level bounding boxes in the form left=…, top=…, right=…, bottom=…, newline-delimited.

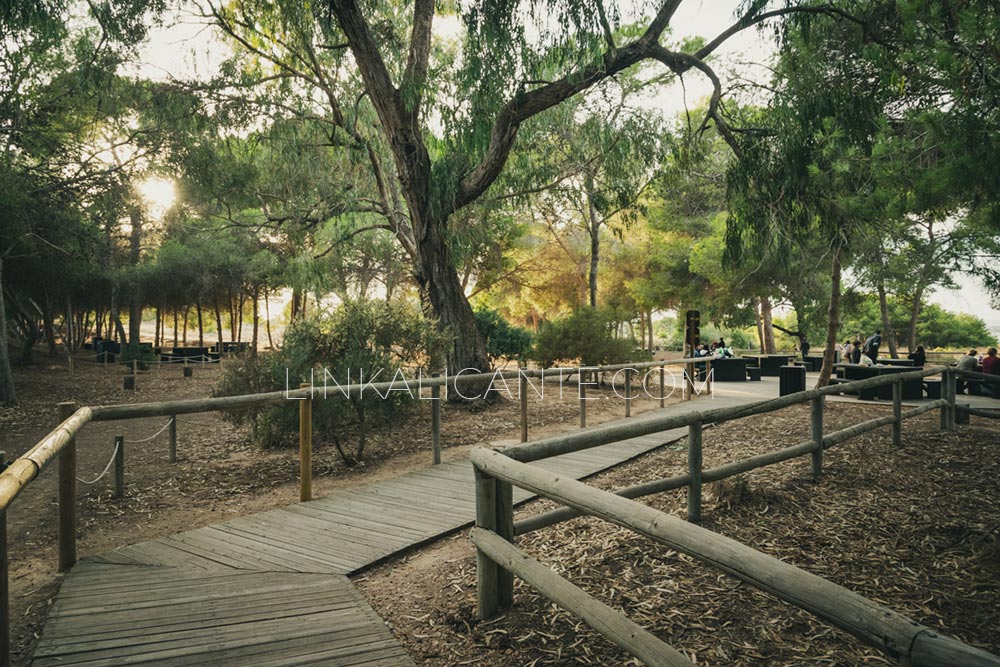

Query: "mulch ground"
left=357, top=403, right=1000, bottom=667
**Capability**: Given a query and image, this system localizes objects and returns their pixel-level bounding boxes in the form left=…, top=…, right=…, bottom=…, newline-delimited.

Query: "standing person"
left=908, top=345, right=927, bottom=367
left=981, top=347, right=999, bottom=396
left=843, top=339, right=854, bottom=363
left=862, top=330, right=882, bottom=363
left=851, top=340, right=863, bottom=364
left=956, top=349, right=978, bottom=394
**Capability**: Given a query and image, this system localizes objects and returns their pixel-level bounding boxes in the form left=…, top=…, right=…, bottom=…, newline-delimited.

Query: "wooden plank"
left=237, top=510, right=408, bottom=551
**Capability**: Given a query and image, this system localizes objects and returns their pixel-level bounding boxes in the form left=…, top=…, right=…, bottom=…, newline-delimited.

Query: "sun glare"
left=138, top=178, right=176, bottom=216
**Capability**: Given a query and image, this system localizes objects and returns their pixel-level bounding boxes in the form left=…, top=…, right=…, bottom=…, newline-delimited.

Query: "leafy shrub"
left=214, top=299, right=448, bottom=463
left=531, top=307, right=646, bottom=368
left=474, top=307, right=533, bottom=365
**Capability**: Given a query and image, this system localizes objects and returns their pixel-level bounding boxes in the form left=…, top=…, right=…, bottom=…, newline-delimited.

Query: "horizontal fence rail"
left=471, top=446, right=1000, bottom=667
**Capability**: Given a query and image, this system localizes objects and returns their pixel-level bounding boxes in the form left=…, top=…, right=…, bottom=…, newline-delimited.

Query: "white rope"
left=77, top=440, right=119, bottom=485
left=123, top=418, right=175, bottom=444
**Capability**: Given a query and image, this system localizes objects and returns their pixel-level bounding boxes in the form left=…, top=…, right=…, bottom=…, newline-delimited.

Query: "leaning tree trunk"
left=876, top=278, right=898, bottom=357
left=907, top=288, right=925, bottom=352
left=0, top=258, right=16, bottom=404
left=816, top=243, right=843, bottom=388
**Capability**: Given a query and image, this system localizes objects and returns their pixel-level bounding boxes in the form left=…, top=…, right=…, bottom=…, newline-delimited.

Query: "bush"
left=213, top=299, right=448, bottom=463
left=531, top=307, right=645, bottom=368
left=474, top=307, right=533, bottom=365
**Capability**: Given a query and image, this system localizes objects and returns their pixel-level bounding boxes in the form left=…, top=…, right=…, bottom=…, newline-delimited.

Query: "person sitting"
left=907, top=345, right=926, bottom=367
left=982, top=347, right=999, bottom=396
left=956, top=350, right=978, bottom=394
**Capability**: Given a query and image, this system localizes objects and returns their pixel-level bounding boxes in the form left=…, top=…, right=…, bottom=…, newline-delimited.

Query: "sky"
left=133, top=1, right=1000, bottom=333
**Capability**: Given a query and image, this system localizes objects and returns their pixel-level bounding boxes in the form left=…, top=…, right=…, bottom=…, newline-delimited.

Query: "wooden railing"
left=954, top=368, right=1000, bottom=420
left=471, top=366, right=1000, bottom=667
left=0, top=356, right=709, bottom=667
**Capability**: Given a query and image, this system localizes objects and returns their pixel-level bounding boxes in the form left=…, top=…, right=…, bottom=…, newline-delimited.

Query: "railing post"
left=705, top=358, right=712, bottom=395
left=168, top=415, right=177, bottom=463
left=1, top=451, right=9, bottom=667
left=57, top=401, right=77, bottom=572
left=811, top=395, right=824, bottom=480
left=947, top=370, right=957, bottom=430
left=687, top=420, right=703, bottom=523
left=624, top=368, right=632, bottom=417
left=940, top=369, right=949, bottom=431
left=474, top=466, right=498, bottom=620
left=659, top=364, right=665, bottom=408
left=579, top=371, right=587, bottom=428
left=299, top=383, right=312, bottom=502
left=519, top=368, right=528, bottom=443
left=114, top=435, right=125, bottom=499
left=892, top=378, right=902, bottom=448
left=685, top=362, right=694, bottom=401
left=431, top=373, right=442, bottom=464
left=495, top=478, right=514, bottom=608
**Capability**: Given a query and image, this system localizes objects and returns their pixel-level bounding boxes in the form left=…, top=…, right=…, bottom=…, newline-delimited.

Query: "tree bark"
left=876, top=277, right=898, bottom=357
left=586, top=184, right=600, bottom=308
left=251, top=287, right=259, bottom=355
left=264, top=290, right=274, bottom=349
left=196, top=303, right=204, bottom=347
left=0, top=258, right=16, bottom=404
left=907, top=290, right=924, bottom=352
left=816, top=243, right=843, bottom=388
left=42, top=295, right=57, bottom=357
left=214, top=299, right=224, bottom=348
left=127, top=205, right=143, bottom=349
left=647, top=309, right=654, bottom=352
left=182, top=308, right=188, bottom=345
left=760, top=296, right=777, bottom=354
left=173, top=310, right=179, bottom=348
left=755, top=298, right=766, bottom=353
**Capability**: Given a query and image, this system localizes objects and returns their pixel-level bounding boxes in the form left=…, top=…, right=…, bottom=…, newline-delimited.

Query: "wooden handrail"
left=471, top=446, right=1000, bottom=667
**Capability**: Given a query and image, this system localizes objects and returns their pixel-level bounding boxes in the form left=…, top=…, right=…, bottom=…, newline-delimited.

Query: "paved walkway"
left=29, top=378, right=996, bottom=666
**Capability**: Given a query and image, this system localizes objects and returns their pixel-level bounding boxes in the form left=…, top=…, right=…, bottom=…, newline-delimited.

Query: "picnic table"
left=742, top=354, right=795, bottom=377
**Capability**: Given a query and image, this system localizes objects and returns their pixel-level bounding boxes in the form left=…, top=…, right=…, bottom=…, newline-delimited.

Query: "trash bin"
left=779, top=365, right=806, bottom=396
left=747, top=366, right=762, bottom=381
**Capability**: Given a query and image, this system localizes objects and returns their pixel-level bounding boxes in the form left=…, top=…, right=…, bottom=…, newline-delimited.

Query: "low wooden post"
left=946, top=370, right=957, bottom=430
left=1, top=451, right=9, bottom=667
left=659, top=364, right=665, bottom=408
left=113, top=435, right=125, bottom=499
left=892, top=379, right=902, bottom=448
left=579, top=372, right=587, bottom=428
left=939, top=370, right=949, bottom=432
left=811, top=395, right=824, bottom=480
left=168, top=415, right=177, bottom=463
left=431, top=374, right=441, bottom=464
left=299, top=383, right=312, bottom=502
left=705, top=358, right=712, bottom=395
left=687, top=420, right=703, bottom=523
left=624, top=368, right=632, bottom=417
left=475, top=466, right=499, bottom=620
left=519, top=368, right=528, bottom=443
left=685, top=362, right=694, bottom=401
left=496, top=479, right=514, bottom=609
left=58, top=401, right=77, bottom=572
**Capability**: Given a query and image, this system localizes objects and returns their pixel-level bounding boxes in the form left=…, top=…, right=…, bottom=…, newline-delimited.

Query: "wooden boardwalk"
left=30, top=387, right=772, bottom=666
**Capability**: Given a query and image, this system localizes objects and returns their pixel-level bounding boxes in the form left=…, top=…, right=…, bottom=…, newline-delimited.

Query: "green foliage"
left=840, top=297, right=996, bottom=350
left=474, top=307, right=533, bottom=365
left=531, top=307, right=644, bottom=368
left=214, top=300, right=448, bottom=460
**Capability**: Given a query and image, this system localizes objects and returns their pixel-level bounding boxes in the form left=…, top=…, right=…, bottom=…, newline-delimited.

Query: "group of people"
left=840, top=330, right=884, bottom=366
left=956, top=347, right=1000, bottom=395
left=694, top=338, right=734, bottom=359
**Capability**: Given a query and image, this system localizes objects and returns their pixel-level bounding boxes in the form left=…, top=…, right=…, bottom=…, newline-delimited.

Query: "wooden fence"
left=0, top=356, right=710, bottom=667
left=472, top=365, right=1000, bottom=667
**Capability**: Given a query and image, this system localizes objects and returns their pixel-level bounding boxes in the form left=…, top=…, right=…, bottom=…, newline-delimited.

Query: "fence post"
left=659, top=364, right=665, bottom=408
left=579, top=371, right=587, bottom=428
left=114, top=435, right=125, bottom=499
left=811, top=395, right=824, bottom=480
left=519, top=368, right=528, bottom=443
left=685, top=362, right=694, bottom=401
left=168, top=415, right=177, bottom=463
left=431, top=374, right=441, bottom=465
left=474, top=466, right=498, bottom=620
left=940, top=369, right=949, bottom=431
left=1, top=451, right=9, bottom=667
left=625, top=368, right=632, bottom=417
left=705, top=358, right=712, bottom=395
left=687, top=420, right=703, bottom=523
left=57, top=401, right=77, bottom=572
left=496, top=478, right=514, bottom=608
left=947, top=370, right=957, bottom=430
left=299, top=383, right=312, bottom=502
left=892, top=378, right=902, bottom=447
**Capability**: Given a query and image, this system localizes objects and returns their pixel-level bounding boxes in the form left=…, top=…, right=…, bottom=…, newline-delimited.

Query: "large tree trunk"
left=0, top=258, right=16, bottom=404
left=214, top=299, right=224, bottom=348
left=760, top=295, right=777, bottom=354
left=816, top=243, right=843, bottom=388
left=182, top=308, right=188, bottom=345
left=876, top=277, right=898, bottom=357
left=173, top=310, right=179, bottom=348
left=755, top=297, right=766, bottom=353
left=127, top=205, right=143, bottom=349
left=647, top=309, right=654, bottom=352
left=290, top=288, right=302, bottom=321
